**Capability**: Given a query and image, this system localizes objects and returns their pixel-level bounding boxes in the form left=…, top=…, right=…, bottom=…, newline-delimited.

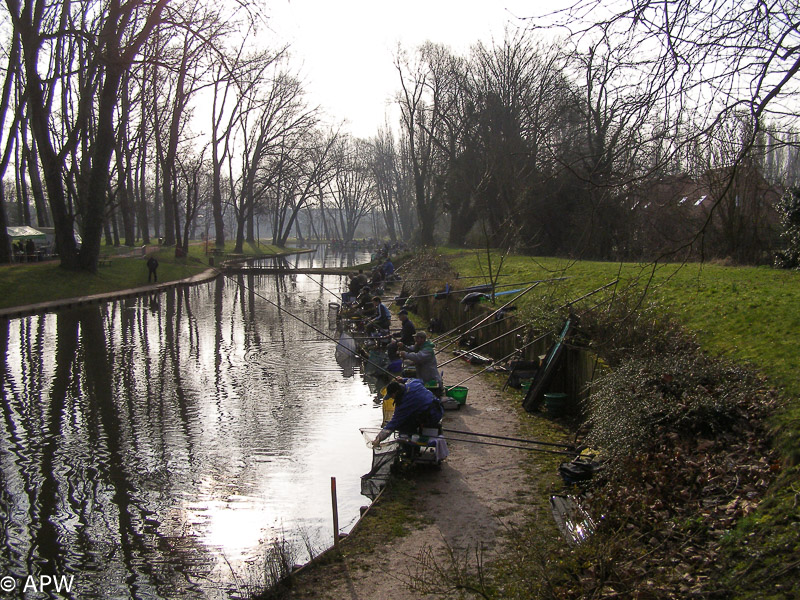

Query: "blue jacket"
left=373, top=302, right=391, bottom=328
left=385, top=379, right=443, bottom=434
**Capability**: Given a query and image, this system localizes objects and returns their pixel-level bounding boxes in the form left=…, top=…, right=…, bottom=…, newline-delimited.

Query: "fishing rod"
left=441, top=428, right=572, bottom=449
left=435, top=282, right=541, bottom=355
left=394, top=274, right=512, bottom=283
left=431, top=312, right=488, bottom=343
left=430, top=317, right=515, bottom=354
left=449, top=336, right=548, bottom=389
left=558, top=279, right=619, bottom=309
left=443, top=436, right=577, bottom=456
left=359, top=428, right=576, bottom=456
left=436, top=323, right=528, bottom=365
left=396, top=277, right=567, bottom=302
left=185, top=254, right=400, bottom=379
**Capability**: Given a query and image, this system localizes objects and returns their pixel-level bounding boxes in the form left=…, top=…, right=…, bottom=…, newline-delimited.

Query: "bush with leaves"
left=774, top=186, right=800, bottom=269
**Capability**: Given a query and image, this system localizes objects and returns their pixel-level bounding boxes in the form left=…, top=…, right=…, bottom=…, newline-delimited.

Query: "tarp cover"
left=7, top=226, right=46, bottom=240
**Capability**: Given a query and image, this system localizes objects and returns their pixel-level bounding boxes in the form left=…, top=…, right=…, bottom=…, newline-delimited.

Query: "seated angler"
left=388, top=309, right=416, bottom=359
left=382, top=257, right=395, bottom=279
left=367, top=295, right=391, bottom=333
left=399, top=331, right=442, bottom=386
left=371, top=379, right=444, bottom=446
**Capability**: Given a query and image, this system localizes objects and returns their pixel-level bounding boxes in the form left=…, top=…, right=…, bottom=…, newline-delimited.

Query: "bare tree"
left=329, top=136, right=377, bottom=243
left=149, top=2, right=226, bottom=255
left=227, top=66, right=319, bottom=251
left=175, top=150, right=207, bottom=256
left=0, top=10, right=19, bottom=262
left=370, top=125, right=415, bottom=242
left=469, top=33, right=570, bottom=249
left=395, top=43, right=450, bottom=245
left=537, top=1, right=800, bottom=254
left=209, top=42, right=286, bottom=250
left=8, top=0, right=170, bottom=270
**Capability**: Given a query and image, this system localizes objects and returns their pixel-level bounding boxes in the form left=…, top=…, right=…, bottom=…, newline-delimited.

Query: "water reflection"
left=0, top=249, right=378, bottom=599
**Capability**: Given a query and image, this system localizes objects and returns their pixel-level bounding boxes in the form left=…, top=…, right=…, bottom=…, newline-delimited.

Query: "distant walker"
left=147, top=256, right=159, bottom=283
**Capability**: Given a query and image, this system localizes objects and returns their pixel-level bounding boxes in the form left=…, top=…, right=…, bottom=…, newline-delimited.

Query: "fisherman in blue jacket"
left=367, top=295, right=391, bottom=332
left=371, top=379, right=444, bottom=446
left=382, top=257, right=395, bottom=278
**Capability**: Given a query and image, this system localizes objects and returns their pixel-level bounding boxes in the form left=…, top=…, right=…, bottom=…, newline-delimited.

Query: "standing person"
left=147, top=256, right=159, bottom=282
left=370, top=379, right=444, bottom=445
left=400, top=331, right=442, bottom=385
left=25, top=238, right=36, bottom=262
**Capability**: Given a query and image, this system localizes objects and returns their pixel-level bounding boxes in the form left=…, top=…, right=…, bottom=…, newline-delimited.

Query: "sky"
left=266, top=0, right=539, bottom=138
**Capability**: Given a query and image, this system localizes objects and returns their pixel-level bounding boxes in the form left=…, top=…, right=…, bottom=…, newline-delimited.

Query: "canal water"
left=0, top=248, right=381, bottom=599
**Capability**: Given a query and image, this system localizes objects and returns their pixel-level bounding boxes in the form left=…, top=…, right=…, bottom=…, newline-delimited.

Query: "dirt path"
left=285, top=320, right=540, bottom=599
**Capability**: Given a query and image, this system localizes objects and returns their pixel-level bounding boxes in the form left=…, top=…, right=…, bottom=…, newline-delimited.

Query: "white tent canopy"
left=7, top=226, right=47, bottom=241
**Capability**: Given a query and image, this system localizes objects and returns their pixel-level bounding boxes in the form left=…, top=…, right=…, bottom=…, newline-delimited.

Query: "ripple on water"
left=0, top=250, right=379, bottom=598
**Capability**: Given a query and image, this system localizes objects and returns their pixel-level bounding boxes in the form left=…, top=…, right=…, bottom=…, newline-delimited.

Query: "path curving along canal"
left=0, top=247, right=381, bottom=599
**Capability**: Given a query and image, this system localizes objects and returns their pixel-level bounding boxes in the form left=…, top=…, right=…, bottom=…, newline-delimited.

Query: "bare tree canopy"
left=537, top=0, right=800, bottom=163
left=7, top=0, right=171, bottom=270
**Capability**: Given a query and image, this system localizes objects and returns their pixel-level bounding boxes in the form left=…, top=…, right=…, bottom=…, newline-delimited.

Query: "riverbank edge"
left=0, top=248, right=321, bottom=320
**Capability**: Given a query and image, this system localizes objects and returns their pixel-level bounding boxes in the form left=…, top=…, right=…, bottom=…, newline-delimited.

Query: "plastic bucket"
left=382, top=396, right=395, bottom=426
left=445, top=385, right=469, bottom=405
left=424, top=380, right=443, bottom=397
left=544, top=392, right=568, bottom=416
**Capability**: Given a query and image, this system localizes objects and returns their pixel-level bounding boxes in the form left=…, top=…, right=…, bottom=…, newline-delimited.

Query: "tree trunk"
left=0, top=186, right=11, bottom=263
left=79, top=64, right=125, bottom=271
left=23, top=135, right=49, bottom=227
left=15, top=143, right=31, bottom=225
left=104, top=217, right=113, bottom=246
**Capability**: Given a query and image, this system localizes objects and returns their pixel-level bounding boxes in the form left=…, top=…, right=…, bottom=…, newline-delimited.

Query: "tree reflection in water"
left=0, top=260, right=376, bottom=599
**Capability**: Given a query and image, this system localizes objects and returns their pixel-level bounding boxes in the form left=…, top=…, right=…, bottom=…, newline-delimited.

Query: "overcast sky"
left=266, top=1, right=537, bottom=138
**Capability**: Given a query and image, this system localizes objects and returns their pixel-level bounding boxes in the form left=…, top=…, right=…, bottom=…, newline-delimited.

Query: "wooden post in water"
left=331, top=476, right=340, bottom=548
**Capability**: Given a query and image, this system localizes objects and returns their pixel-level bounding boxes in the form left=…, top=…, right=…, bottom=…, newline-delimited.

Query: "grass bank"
left=0, top=241, right=294, bottom=310
left=442, top=249, right=799, bottom=598
left=443, top=251, right=799, bottom=434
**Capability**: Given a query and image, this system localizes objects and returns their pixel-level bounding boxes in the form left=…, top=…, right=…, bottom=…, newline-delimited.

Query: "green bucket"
left=425, top=380, right=443, bottom=397
left=445, top=385, right=469, bottom=404
left=544, top=392, right=568, bottom=416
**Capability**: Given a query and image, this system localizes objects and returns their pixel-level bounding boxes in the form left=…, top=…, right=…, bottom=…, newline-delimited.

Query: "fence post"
left=331, top=477, right=339, bottom=548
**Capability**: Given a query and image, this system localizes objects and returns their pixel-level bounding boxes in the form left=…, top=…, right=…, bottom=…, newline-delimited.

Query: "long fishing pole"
left=448, top=331, right=551, bottom=389
left=443, top=436, right=577, bottom=456
left=441, top=428, right=572, bottom=449
left=397, top=277, right=567, bottom=302
left=436, top=323, right=528, bottom=365
left=393, top=274, right=512, bottom=283
left=431, top=315, right=517, bottom=350
left=558, top=279, right=619, bottom=309
left=435, top=282, right=541, bottom=355
left=185, top=254, right=400, bottom=379
left=431, top=312, right=488, bottom=343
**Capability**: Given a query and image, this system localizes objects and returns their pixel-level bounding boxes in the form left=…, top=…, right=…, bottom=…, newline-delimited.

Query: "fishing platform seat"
left=397, top=426, right=449, bottom=466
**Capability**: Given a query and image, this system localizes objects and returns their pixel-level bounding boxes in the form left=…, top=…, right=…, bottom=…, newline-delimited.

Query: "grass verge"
left=0, top=240, right=295, bottom=310
left=441, top=249, right=800, bottom=598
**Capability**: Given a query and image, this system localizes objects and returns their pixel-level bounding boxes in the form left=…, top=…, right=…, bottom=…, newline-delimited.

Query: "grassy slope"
left=0, top=241, right=289, bottom=310
left=445, top=250, right=800, bottom=596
